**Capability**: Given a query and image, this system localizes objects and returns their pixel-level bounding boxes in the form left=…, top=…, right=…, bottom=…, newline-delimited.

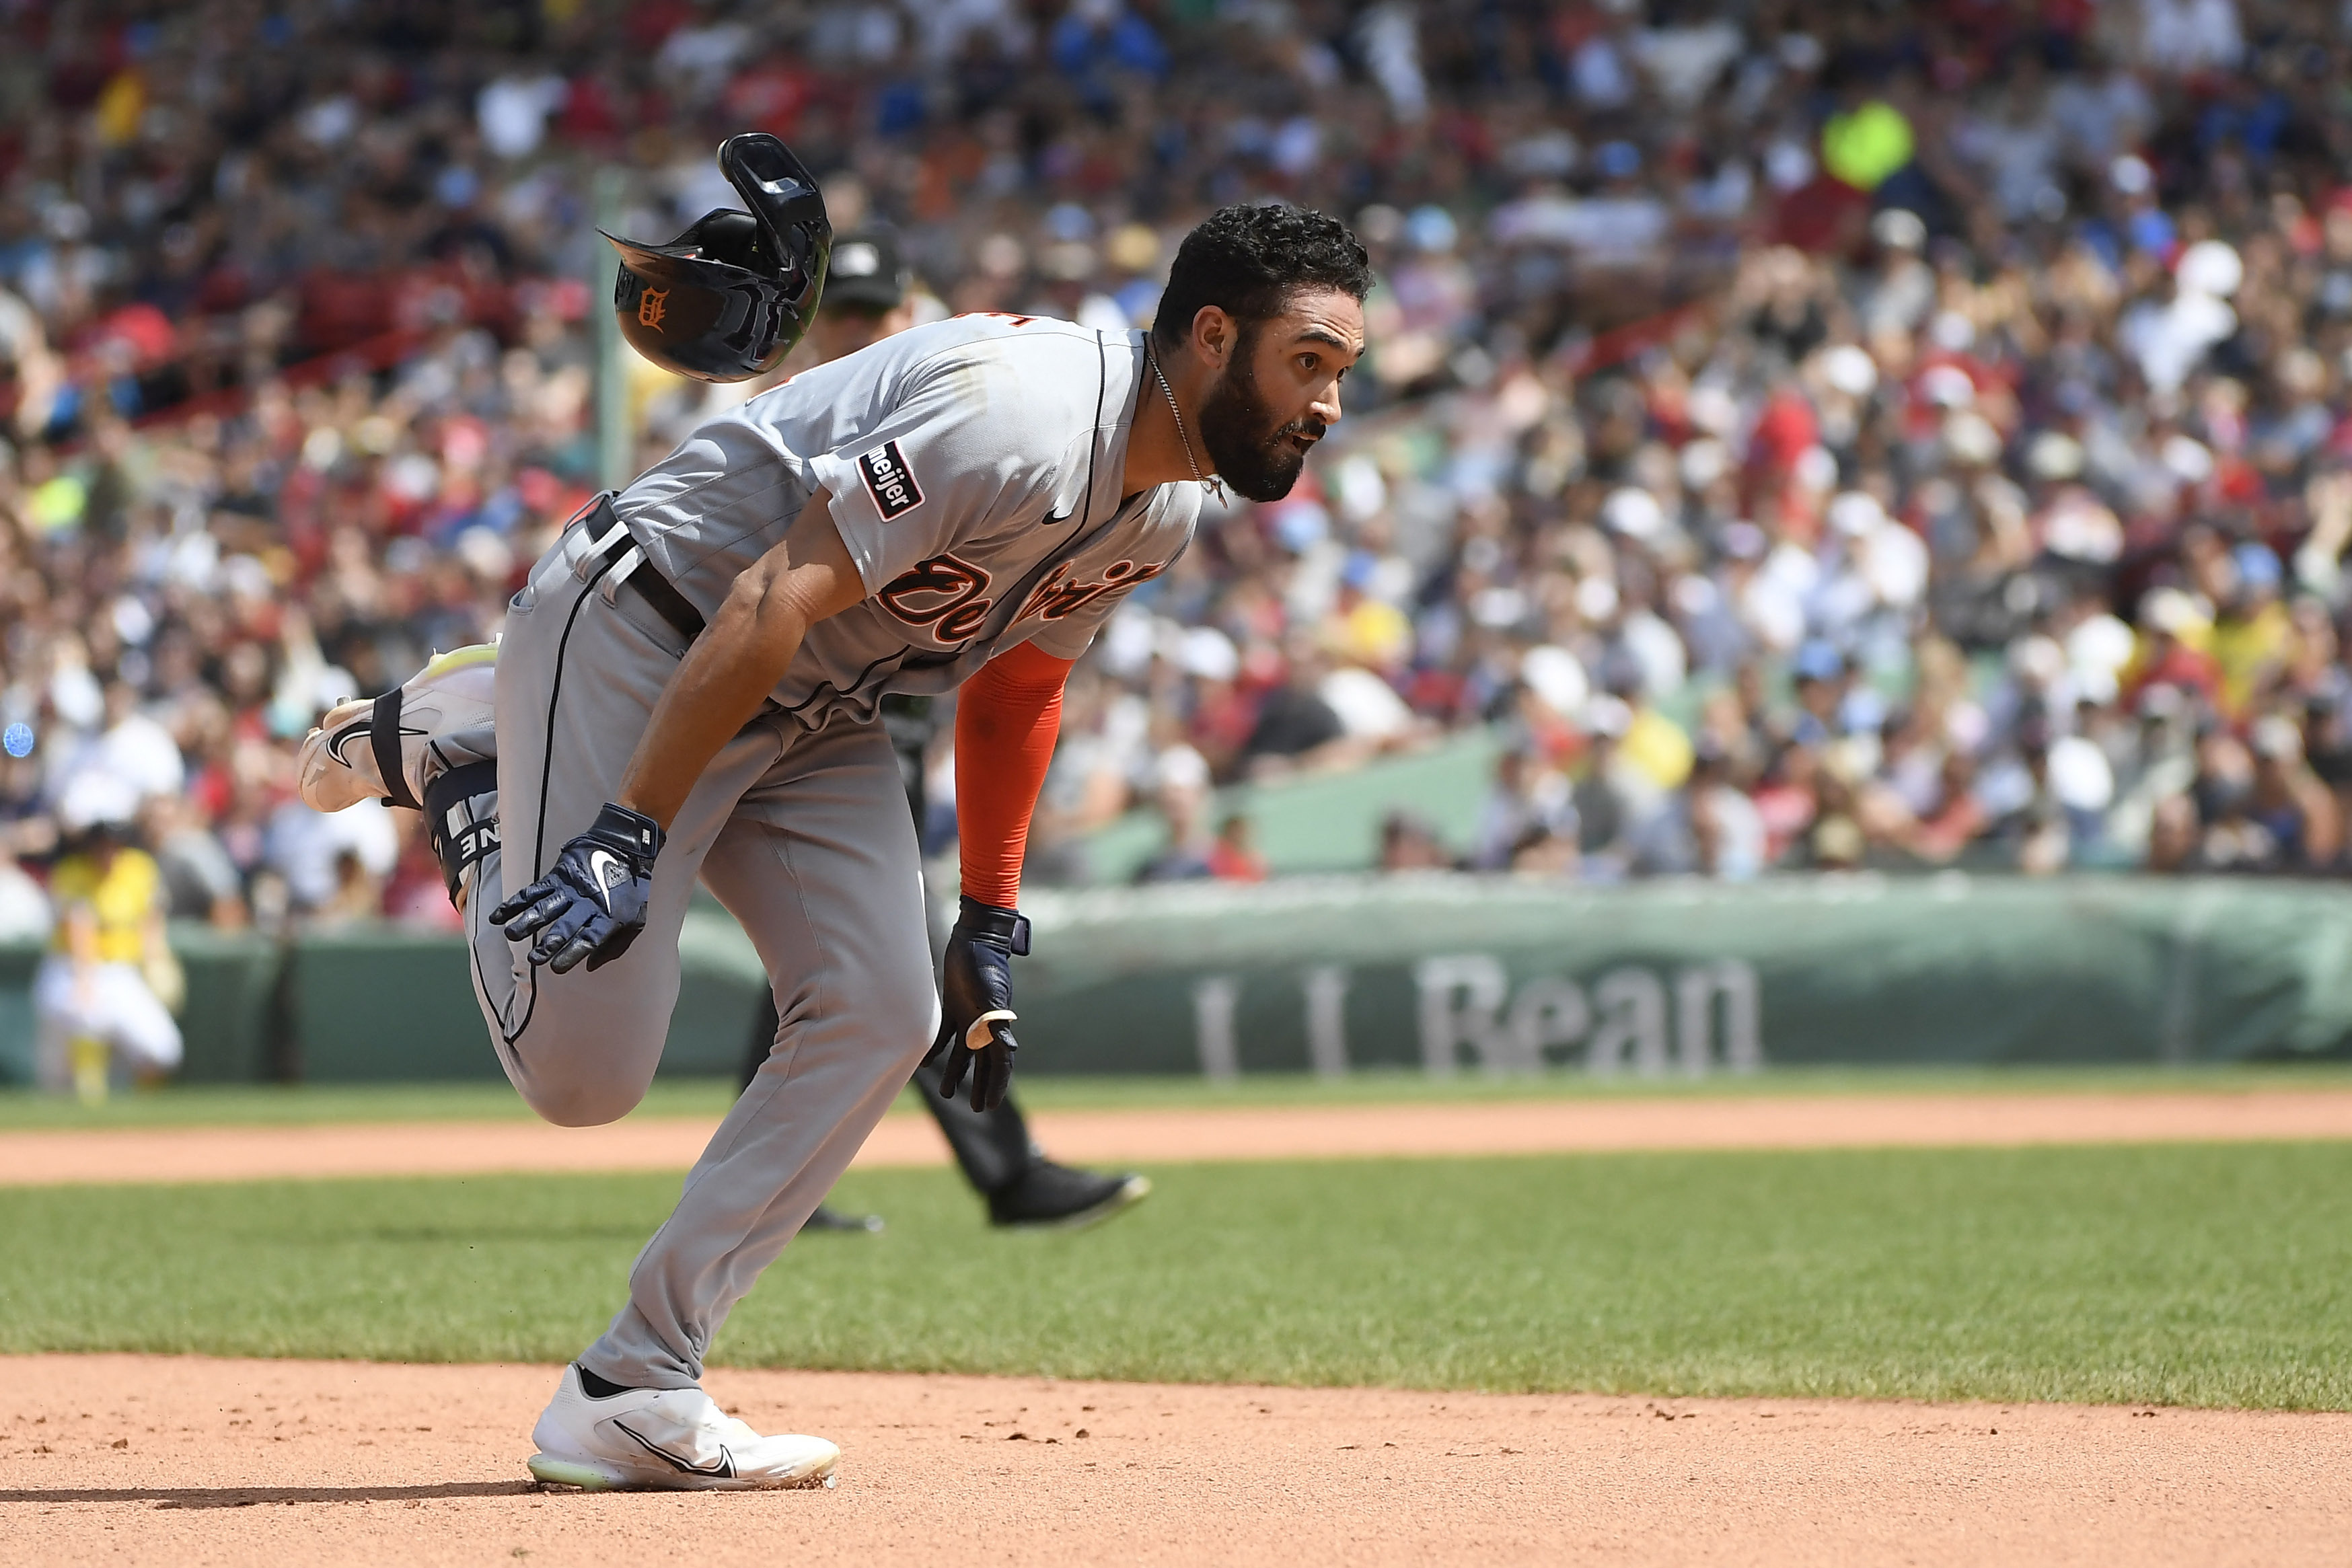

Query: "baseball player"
left=34, top=774, right=184, bottom=1099
left=767, top=228, right=1150, bottom=1236
left=299, top=133, right=1370, bottom=1490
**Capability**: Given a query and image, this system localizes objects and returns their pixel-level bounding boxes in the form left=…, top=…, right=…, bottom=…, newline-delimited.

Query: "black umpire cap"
left=823, top=229, right=910, bottom=313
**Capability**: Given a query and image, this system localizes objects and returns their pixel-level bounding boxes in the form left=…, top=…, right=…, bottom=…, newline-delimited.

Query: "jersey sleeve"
left=803, top=354, right=1060, bottom=597
left=1023, top=585, right=1125, bottom=661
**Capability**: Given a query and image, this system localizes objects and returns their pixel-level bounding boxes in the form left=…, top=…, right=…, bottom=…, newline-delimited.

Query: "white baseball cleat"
left=527, top=1364, right=840, bottom=1491
left=297, top=642, right=499, bottom=813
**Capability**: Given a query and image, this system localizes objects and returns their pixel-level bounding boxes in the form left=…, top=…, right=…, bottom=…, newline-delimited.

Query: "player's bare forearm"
left=615, top=500, right=866, bottom=829
left=614, top=555, right=807, bottom=827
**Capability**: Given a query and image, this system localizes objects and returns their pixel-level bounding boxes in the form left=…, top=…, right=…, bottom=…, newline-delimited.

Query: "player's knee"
left=521, top=1077, right=647, bottom=1128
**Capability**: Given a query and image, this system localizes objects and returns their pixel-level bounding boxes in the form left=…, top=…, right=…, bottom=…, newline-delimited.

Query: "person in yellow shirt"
left=34, top=776, right=182, bottom=1098
left=2205, top=545, right=2293, bottom=718
left=1619, top=700, right=1696, bottom=792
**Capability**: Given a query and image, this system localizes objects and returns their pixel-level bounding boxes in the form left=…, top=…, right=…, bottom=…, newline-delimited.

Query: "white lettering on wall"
left=1589, top=967, right=1669, bottom=1076
left=1676, top=959, right=1762, bottom=1075
left=1412, top=955, right=1510, bottom=1076
left=1191, top=975, right=1241, bottom=1083
left=1506, top=977, right=1590, bottom=1071
left=1411, top=955, right=1765, bottom=1080
left=1302, top=965, right=1352, bottom=1078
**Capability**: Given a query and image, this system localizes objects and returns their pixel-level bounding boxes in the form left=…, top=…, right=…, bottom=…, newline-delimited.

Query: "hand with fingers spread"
left=922, top=895, right=1029, bottom=1111
left=490, top=802, right=665, bottom=973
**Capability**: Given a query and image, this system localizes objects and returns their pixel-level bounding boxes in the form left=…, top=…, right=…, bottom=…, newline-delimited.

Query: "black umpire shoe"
left=801, top=1203, right=883, bottom=1234
left=987, top=1162, right=1152, bottom=1230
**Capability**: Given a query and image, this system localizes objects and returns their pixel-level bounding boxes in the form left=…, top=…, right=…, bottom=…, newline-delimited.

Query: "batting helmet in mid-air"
left=600, top=133, right=832, bottom=381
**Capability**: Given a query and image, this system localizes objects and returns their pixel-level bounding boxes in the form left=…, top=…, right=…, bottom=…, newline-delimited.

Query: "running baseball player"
left=299, top=132, right=1370, bottom=1491
left=772, top=227, right=1149, bottom=1236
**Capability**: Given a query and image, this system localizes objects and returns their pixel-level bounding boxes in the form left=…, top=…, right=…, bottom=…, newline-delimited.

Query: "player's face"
left=1198, top=289, right=1366, bottom=502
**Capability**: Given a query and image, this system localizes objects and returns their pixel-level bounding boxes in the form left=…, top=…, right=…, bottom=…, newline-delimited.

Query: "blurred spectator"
left=311, top=845, right=390, bottom=928
left=1633, top=745, right=1766, bottom=880
left=1570, top=696, right=1658, bottom=879
left=1471, top=747, right=1572, bottom=871
left=34, top=776, right=182, bottom=1098
left=1378, top=808, right=1452, bottom=873
left=0, top=854, right=52, bottom=942
left=141, top=791, right=246, bottom=926
left=1204, top=812, right=1268, bottom=883
left=2246, top=712, right=2343, bottom=870
left=266, top=794, right=399, bottom=915
left=1241, top=642, right=1354, bottom=778
left=1133, top=745, right=1216, bottom=883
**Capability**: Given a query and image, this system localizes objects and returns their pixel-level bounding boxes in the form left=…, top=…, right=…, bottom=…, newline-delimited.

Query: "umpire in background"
left=743, top=228, right=1150, bottom=1232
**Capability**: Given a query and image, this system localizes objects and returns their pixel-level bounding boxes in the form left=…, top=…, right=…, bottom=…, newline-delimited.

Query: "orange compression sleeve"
left=955, top=640, right=1074, bottom=909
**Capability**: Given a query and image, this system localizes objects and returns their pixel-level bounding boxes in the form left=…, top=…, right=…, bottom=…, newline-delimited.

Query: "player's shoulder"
left=887, top=317, right=1130, bottom=451
left=895, top=312, right=1123, bottom=375
left=780, top=314, right=1117, bottom=413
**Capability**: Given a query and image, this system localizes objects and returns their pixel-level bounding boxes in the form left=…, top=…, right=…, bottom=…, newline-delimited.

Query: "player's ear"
left=1190, top=305, right=1236, bottom=371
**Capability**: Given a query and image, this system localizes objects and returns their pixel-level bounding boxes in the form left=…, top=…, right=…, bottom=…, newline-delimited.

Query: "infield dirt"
left=8, top=1085, right=2352, bottom=1185
left=9, top=1091, right=2352, bottom=1564
left=5, top=1353, right=2348, bottom=1567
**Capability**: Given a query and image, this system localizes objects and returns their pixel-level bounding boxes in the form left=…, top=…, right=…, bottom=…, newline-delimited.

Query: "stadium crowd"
left=3, top=0, right=2352, bottom=938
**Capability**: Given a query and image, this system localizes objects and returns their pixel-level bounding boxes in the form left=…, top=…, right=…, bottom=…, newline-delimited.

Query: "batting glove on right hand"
left=490, top=802, right=663, bottom=974
left=924, top=894, right=1029, bottom=1112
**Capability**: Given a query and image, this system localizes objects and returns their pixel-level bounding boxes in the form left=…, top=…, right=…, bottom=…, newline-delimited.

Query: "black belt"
left=591, top=503, right=706, bottom=644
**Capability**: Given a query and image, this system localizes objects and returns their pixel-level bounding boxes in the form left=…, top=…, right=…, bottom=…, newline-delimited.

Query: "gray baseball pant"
left=462, top=519, right=939, bottom=1388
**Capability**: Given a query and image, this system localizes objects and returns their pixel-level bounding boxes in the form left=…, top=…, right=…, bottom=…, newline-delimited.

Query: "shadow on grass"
left=0, top=1480, right=536, bottom=1508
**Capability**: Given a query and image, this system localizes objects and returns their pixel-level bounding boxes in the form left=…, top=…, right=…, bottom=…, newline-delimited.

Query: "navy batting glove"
left=489, top=802, right=663, bottom=974
left=924, top=894, right=1029, bottom=1113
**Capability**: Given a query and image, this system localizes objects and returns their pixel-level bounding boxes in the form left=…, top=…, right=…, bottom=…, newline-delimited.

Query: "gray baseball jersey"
left=612, top=314, right=1200, bottom=729
left=467, top=314, right=1199, bottom=1387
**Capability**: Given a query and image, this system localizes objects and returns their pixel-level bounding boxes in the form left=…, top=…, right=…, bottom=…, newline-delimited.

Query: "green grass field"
left=5, top=1143, right=2349, bottom=1409
left=3, top=1061, right=2350, bottom=1130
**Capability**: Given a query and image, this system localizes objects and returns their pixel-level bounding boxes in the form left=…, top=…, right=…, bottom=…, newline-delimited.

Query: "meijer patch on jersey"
left=857, top=441, right=926, bottom=519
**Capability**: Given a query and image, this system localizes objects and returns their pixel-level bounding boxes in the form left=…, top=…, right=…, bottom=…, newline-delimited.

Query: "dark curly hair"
left=1150, top=203, right=1374, bottom=350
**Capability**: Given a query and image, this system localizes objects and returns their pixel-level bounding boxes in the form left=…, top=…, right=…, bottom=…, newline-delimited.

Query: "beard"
left=1196, top=338, right=1324, bottom=502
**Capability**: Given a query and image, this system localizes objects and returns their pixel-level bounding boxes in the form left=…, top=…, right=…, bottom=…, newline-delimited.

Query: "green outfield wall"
left=1010, top=874, right=2352, bottom=1078
left=2, top=874, right=2348, bottom=1086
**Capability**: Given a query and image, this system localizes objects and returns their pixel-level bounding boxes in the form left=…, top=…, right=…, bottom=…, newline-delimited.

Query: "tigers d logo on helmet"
left=599, top=133, right=832, bottom=382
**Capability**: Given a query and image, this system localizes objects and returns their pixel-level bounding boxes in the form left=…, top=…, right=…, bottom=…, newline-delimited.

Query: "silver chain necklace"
left=1147, top=346, right=1225, bottom=502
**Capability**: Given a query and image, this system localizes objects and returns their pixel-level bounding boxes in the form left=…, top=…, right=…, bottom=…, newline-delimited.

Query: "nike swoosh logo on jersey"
left=585, top=848, right=628, bottom=910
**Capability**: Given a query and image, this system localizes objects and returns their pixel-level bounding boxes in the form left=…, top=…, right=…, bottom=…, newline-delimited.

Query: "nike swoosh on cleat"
left=611, top=1421, right=735, bottom=1477
left=325, top=722, right=427, bottom=768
